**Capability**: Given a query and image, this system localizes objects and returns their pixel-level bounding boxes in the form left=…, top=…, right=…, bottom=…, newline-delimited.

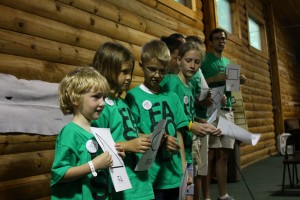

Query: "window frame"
left=214, top=0, right=242, bottom=46
left=157, top=0, right=197, bottom=19
left=246, top=6, right=268, bottom=58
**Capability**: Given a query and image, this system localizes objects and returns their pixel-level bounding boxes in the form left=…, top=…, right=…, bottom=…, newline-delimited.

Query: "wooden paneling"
left=0, top=0, right=299, bottom=198
left=0, top=0, right=205, bottom=199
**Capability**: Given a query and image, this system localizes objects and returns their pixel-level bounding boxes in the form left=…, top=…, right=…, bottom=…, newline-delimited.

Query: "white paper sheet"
left=134, top=120, right=167, bottom=171
left=91, top=127, right=132, bottom=192
left=0, top=73, right=71, bottom=135
left=206, top=86, right=225, bottom=117
left=198, top=69, right=209, bottom=101
left=217, top=116, right=261, bottom=146
left=207, top=109, right=218, bottom=124
left=226, top=64, right=240, bottom=91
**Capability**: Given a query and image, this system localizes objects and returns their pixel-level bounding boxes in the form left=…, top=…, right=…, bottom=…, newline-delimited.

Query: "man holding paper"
left=201, top=28, right=246, bottom=200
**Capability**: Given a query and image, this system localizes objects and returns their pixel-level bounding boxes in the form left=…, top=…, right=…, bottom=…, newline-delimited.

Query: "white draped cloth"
left=0, top=73, right=71, bottom=135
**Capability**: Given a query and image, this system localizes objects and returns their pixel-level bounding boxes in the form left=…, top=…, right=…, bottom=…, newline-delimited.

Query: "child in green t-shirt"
left=125, top=40, right=189, bottom=200
left=91, top=42, right=154, bottom=200
left=51, top=67, right=125, bottom=200
left=162, top=41, right=221, bottom=200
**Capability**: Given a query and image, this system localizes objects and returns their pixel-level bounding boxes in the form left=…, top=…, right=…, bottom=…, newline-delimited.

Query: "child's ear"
left=72, top=100, right=79, bottom=107
left=139, top=61, right=143, bottom=68
left=177, top=56, right=181, bottom=65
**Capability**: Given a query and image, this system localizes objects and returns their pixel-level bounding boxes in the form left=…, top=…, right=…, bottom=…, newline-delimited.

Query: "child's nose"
left=99, top=98, right=105, bottom=106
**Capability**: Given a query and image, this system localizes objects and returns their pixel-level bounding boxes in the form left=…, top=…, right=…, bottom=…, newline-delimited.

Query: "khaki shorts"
left=192, top=135, right=209, bottom=176
left=210, top=109, right=235, bottom=149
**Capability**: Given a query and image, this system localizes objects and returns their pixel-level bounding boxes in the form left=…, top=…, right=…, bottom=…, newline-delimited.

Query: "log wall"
left=220, top=0, right=300, bottom=166
left=275, top=19, right=300, bottom=119
left=207, top=0, right=278, bottom=166
left=1, top=0, right=300, bottom=198
left=0, top=0, right=204, bottom=199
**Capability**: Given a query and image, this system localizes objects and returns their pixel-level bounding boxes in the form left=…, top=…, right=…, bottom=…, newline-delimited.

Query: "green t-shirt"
left=51, top=122, right=111, bottom=200
left=92, top=97, right=154, bottom=200
left=125, top=85, right=189, bottom=190
left=190, top=69, right=208, bottom=119
left=162, top=74, right=194, bottom=164
left=201, top=52, right=232, bottom=107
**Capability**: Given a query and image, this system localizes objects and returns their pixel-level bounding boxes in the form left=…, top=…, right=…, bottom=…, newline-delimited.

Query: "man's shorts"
left=210, top=109, right=235, bottom=149
left=193, top=135, right=209, bottom=176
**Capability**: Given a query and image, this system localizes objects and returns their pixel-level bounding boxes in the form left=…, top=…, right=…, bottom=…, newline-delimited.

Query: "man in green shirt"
left=201, top=28, right=246, bottom=200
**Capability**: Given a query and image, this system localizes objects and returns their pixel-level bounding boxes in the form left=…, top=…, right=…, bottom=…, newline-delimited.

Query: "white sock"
left=219, top=194, right=229, bottom=199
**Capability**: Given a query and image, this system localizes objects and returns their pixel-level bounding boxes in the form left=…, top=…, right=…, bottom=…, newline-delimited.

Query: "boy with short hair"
left=125, top=40, right=189, bottom=200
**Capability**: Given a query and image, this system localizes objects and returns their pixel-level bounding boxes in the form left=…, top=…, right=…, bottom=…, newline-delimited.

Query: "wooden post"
left=265, top=2, right=284, bottom=136
left=202, top=0, right=217, bottom=51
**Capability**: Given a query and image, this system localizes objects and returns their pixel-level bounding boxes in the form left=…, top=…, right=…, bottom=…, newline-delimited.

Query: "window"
left=248, top=17, right=262, bottom=50
left=216, top=0, right=233, bottom=33
left=215, top=0, right=242, bottom=45
left=173, top=0, right=194, bottom=10
left=157, top=0, right=198, bottom=20
left=247, top=7, right=268, bottom=57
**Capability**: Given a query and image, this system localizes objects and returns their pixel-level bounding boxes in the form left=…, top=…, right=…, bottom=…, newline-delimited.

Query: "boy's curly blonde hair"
left=58, top=66, right=110, bottom=115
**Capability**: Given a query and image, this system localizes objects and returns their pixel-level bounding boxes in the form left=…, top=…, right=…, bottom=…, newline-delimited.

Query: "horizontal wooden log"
left=0, top=133, right=56, bottom=155
left=242, top=79, right=271, bottom=91
left=244, top=102, right=273, bottom=112
left=241, top=86, right=272, bottom=99
left=0, top=0, right=156, bottom=46
left=155, top=3, right=203, bottom=31
left=57, top=0, right=184, bottom=39
left=132, top=61, right=144, bottom=77
left=0, top=174, right=51, bottom=200
left=157, top=0, right=202, bottom=21
left=223, top=46, right=270, bottom=74
left=245, top=111, right=273, bottom=119
left=247, top=118, right=274, bottom=127
left=224, top=41, right=270, bottom=66
left=283, top=111, right=300, bottom=119
left=0, top=53, right=75, bottom=82
left=242, top=94, right=272, bottom=104
left=0, top=150, right=54, bottom=182
left=0, top=134, right=57, bottom=144
left=110, top=0, right=204, bottom=40
left=240, top=148, right=270, bottom=166
left=240, top=142, right=265, bottom=156
left=59, top=0, right=147, bottom=32
left=0, top=4, right=142, bottom=59
left=0, top=28, right=94, bottom=65
left=130, top=75, right=144, bottom=90
left=135, top=0, right=204, bottom=29
left=239, top=132, right=275, bottom=148
left=248, top=125, right=274, bottom=133
left=259, top=132, right=275, bottom=141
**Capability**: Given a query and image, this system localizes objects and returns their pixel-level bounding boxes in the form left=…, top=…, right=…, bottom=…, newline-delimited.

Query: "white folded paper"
left=91, top=127, right=132, bottom=192
left=217, top=116, right=261, bottom=146
left=198, top=69, right=209, bottom=101
left=206, top=86, right=225, bottom=117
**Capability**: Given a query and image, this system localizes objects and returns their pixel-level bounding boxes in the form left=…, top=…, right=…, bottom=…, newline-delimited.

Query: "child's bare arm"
left=117, top=137, right=151, bottom=153
left=61, top=152, right=112, bottom=183
left=115, top=143, right=126, bottom=158
left=164, top=134, right=180, bottom=152
left=177, top=131, right=187, bottom=173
